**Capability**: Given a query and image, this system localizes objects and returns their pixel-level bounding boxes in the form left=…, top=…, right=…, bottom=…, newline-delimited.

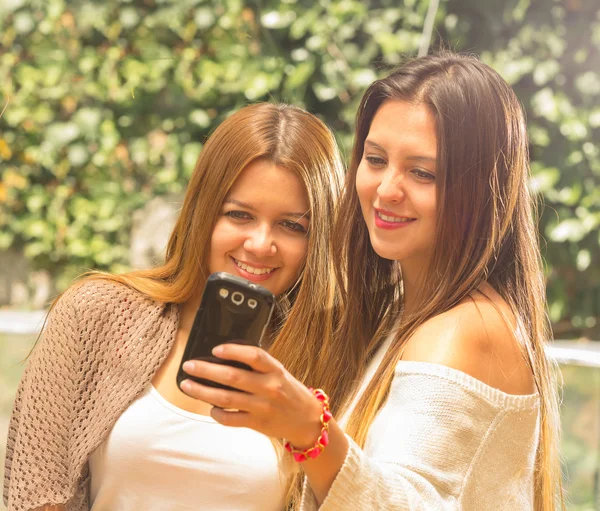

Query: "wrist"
left=293, top=398, right=325, bottom=450
left=284, top=388, right=333, bottom=462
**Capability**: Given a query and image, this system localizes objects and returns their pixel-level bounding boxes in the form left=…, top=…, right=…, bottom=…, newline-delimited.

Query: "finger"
left=182, top=360, right=267, bottom=394
left=210, top=408, right=253, bottom=428
left=211, top=344, right=281, bottom=374
left=179, top=378, right=262, bottom=412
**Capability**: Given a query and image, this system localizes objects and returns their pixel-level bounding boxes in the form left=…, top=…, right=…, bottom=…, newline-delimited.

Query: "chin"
left=257, top=277, right=283, bottom=297
left=373, top=249, right=401, bottom=261
left=368, top=238, right=400, bottom=261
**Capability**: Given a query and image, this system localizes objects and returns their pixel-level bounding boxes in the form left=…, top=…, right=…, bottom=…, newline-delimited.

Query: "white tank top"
left=89, top=385, right=287, bottom=511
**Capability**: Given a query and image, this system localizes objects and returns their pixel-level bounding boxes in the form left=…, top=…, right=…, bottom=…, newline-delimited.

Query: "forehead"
left=227, top=159, right=309, bottom=209
left=367, top=100, right=437, bottom=157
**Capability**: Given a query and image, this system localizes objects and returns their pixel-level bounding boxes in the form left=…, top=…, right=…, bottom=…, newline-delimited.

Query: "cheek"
left=355, top=165, right=372, bottom=207
left=425, top=191, right=437, bottom=221
left=283, top=238, right=309, bottom=275
left=418, top=190, right=437, bottom=234
left=210, top=219, right=225, bottom=250
left=210, top=219, right=239, bottom=255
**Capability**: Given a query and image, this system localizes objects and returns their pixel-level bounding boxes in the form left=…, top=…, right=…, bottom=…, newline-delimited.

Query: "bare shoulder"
left=401, top=284, right=535, bottom=395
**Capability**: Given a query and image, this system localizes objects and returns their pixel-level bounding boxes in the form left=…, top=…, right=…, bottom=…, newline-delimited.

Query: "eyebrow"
left=406, top=156, right=437, bottom=165
left=224, top=199, right=310, bottom=220
left=364, top=139, right=437, bottom=165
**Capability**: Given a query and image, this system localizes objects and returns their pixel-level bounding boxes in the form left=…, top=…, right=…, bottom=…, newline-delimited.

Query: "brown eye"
left=365, top=156, right=386, bottom=166
left=225, top=210, right=253, bottom=220
left=281, top=220, right=306, bottom=233
left=412, top=169, right=435, bottom=181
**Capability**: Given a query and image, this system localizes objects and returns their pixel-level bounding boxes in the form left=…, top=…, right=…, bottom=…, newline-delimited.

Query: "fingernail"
left=212, top=346, right=223, bottom=356
left=183, top=361, right=195, bottom=372
left=180, top=380, right=191, bottom=391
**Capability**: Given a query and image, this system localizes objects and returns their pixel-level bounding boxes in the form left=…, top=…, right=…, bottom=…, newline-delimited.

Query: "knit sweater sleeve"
left=4, top=280, right=176, bottom=511
left=3, top=285, right=84, bottom=511
left=300, top=362, right=540, bottom=511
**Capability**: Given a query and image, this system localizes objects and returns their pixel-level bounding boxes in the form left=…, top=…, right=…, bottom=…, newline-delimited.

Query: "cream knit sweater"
left=301, top=359, right=540, bottom=510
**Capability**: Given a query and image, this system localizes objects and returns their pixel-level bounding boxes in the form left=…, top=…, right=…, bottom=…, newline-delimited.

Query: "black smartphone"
left=176, top=272, right=275, bottom=391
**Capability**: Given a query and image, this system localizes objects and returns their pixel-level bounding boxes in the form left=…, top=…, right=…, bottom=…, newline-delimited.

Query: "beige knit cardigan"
left=3, top=280, right=179, bottom=511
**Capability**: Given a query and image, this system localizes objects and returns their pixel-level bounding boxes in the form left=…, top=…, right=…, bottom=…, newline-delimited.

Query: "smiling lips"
left=231, top=257, right=277, bottom=281
left=374, top=209, right=416, bottom=230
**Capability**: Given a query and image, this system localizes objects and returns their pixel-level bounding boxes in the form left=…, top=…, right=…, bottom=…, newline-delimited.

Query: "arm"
left=179, top=298, right=536, bottom=510
left=300, top=364, right=538, bottom=511
left=178, top=345, right=351, bottom=504
left=299, top=370, right=493, bottom=511
left=300, top=438, right=458, bottom=511
left=179, top=348, right=513, bottom=511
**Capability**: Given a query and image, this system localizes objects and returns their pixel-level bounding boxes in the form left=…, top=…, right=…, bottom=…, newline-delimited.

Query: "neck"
left=179, top=294, right=201, bottom=333
left=398, top=257, right=430, bottom=316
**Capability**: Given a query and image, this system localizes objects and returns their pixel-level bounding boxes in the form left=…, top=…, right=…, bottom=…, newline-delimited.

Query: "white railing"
left=547, top=341, right=600, bottom=367
left=0, top=311, right=46, bottom=335
left=1, top=312, right=599, bottom=368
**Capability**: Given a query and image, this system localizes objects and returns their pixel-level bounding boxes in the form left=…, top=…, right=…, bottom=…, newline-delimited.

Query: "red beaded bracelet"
left=284, top=388, right=333, bottom=462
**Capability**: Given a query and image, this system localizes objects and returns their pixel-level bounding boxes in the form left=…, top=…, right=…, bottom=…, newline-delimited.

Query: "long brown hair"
left=331, top=52, right=562, bottom=510
left=68, top=102, right=345, bottom=505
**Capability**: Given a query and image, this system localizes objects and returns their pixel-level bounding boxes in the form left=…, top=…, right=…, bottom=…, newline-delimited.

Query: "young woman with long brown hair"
left=3, top=102, right=344, bottom=511
left=179, top=52, right=563, bottom=510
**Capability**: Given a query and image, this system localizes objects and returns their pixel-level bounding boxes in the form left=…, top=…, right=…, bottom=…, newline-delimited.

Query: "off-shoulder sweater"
left=300, top=337, right=540, bottom=510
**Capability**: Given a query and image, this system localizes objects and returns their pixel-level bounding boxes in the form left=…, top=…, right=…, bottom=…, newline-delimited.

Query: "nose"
left=243, top=224, right=276, bottom=257
left=377, top=168, right=405, bottom=204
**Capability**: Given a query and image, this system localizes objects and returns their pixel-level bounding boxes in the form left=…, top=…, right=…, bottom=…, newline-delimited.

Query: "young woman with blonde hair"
left=4, top=102, right=344, bottom=511
left=179, top=52, right=563, bottom=510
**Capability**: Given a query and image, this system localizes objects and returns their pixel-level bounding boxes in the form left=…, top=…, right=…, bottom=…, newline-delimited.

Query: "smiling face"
left=356, top=100, right=438, bottom=269
left=209, top=158, right=310, bottom=296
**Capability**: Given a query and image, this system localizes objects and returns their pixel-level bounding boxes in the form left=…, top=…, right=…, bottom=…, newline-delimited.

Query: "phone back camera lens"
left=247, top=299, right=257, bottom=309
left=231, top=292, right=244, bottom=305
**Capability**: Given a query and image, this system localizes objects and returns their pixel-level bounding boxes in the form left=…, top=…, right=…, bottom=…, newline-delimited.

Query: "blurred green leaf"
left=1, top=0, right=598, bottom=350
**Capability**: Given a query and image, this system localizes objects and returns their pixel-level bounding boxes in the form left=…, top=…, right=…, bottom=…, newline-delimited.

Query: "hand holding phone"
left=176, top=272, right=275, bottom=391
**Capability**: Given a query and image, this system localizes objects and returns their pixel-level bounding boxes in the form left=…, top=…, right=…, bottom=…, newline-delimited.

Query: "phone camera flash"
left=247, top=299, right=258, bottom=309
left=231, top=291, right=244, bottom=305
left=219, top=288, right=229, bottom=299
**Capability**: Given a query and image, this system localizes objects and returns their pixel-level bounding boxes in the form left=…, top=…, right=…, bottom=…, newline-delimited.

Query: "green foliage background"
left=0, top=0, right=599, bottom=337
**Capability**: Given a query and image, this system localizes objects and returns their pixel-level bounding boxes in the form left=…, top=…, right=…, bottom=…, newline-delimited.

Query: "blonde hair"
left=329, top=53, right=563, bottom=510
left=66, top=103, right=345, bottom=505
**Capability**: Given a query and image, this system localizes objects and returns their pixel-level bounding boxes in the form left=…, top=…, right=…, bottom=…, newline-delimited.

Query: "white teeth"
left=234, top=259, right=275, bottom=275
left=377, top=212, right=414, bottom=223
